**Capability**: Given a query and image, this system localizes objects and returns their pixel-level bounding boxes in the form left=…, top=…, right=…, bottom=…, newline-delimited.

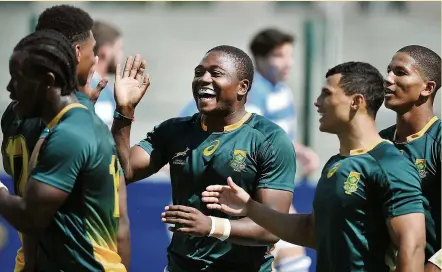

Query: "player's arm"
left=378, top=157, right=426, bottom=272
left=0, top=129, right=84, bottom=236
left=112, top=112, right=169, bottom=185
left=117, top=173, right=131, bottom=270
left=228, top=190, right=315, bottom=248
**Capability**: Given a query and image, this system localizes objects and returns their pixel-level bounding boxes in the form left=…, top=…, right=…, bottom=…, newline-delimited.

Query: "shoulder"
left=369, top=141, right=418, bottom=178
left=378, top=124, right=396, bottom=141
left=246, top=114, right=292, bottom=145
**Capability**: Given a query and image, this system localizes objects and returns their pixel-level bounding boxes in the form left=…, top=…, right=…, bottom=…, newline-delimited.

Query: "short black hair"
left=14, top=29, right=77, bottom=96
left=326, top=62, right=385, bottom=118
left=92, top=21, right=121, bottom=55
left=397, top=45, right=441, bottom=92
left=35, top=5, right=94, bottom=44
left=207, top=45, right=255, bottom=91
left=249, top=28, right=294, bottom=58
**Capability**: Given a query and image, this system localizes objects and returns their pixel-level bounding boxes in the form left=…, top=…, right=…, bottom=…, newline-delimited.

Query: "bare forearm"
left=0, top=189, right=35, bottom=234
left=117, top=220, right=131, bottom=270
left=111, top=107, right=134, bottom=183
left=247, top=200, right=315, bottom=248
left=227, top=217, right=279, bottom=246
left=395, top=244, right=425, bottom=272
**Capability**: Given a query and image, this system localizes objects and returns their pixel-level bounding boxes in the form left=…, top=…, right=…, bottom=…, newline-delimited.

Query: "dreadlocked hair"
left=14, top=29, right=77, bottom=95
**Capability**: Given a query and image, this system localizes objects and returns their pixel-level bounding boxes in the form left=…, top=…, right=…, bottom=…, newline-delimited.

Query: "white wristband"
left=0, top=182, right=8, bottom=193
left=208, top=216, right=231, bottom=241
left=429, top=249, right=442, bottom=269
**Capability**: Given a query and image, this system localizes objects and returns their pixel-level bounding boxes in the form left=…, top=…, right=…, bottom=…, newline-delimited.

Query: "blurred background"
left=0, top=1, right=440, bottom=271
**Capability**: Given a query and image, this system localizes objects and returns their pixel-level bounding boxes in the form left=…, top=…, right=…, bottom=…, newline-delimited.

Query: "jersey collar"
left=47, top=103, right=87, bottom=129
left=348, top=139, right=390, bottom=156
left=393, top=116, right=439, bottom=143
left=200, top=112, right=252, bottom=132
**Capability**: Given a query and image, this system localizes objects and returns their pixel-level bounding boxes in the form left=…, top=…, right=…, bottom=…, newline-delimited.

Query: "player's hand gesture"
left=201, top=177, right=250, bottom=216
left=79, top=56, right=108, bottom=104
left=114, top=54, right=150, bottom=109
left=161, top=205, right=212, bottom=237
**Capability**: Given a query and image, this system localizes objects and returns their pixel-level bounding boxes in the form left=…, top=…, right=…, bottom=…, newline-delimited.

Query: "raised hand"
left=79, top=56, right=108, bottom=104
left=114, top=54, right=150, bottom=109
left=201, top=177, right=251, bottom=216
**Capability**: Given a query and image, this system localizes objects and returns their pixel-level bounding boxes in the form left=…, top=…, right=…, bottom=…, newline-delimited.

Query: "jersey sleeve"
left=256, top=130, right=296, bottom=192
left=374, top=154, right=424, bottom=218
left=31, top=127, right=88, bottom=193
left=136, top=120, right=172, bottom=173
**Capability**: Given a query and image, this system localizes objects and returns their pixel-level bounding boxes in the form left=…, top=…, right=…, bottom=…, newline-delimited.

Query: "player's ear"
left=237, top=79, right=249, bottom=96
left=43, top=72, right=55, bottom=89
left=421, top=80, right=436, bottom=97
left=74, top=43, right=81, bottom=64
left=351, top=94, right=365, bottom=111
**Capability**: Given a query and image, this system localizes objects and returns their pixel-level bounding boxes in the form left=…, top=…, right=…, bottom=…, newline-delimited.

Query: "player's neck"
left=337, top=116, right=382, bottom=156
left=202, top=108, right=247, bottom=132
left=41, top=92, right=78, bottom=125
left=395, top=105, right=434, bottom=142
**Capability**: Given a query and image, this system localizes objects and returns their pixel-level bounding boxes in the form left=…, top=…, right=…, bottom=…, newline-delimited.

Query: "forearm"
left=111, top=107, right=134, bottom=183
left=395, top=242, right=425, bottom=272
left=0, top=189, right=35, bottom=235
left=117, top=218, right=131, bottom=270
left=247, top=200, right=315, bottom=248
left=23, top=234, right=37, bottom=272
left=227, top=217, right=279, bottom=246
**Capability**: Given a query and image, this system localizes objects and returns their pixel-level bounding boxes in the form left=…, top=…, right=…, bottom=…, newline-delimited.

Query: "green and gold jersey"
left=137, top=113, right=296, bottom=272
left=380, top=116, right=441, bottom=257
left=313, top=140, right=425, bottom=272
left=29, top=103, right=124, bottom=272
left=1, top=91, right=96, bottom=272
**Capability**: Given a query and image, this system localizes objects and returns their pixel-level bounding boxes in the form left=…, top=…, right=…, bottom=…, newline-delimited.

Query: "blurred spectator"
left=91, top=21, right=124, bottom=128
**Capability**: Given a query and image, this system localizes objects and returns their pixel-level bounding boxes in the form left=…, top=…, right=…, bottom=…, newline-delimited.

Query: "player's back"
left=379, top=117, right=441, bottom=255
left=314, top=140, right=425, bottom=271
left=30, top=104, right=124, bottom=272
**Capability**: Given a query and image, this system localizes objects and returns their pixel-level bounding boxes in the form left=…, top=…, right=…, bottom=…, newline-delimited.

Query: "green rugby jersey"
left=380, top=116, right=441, bottom=256
left=137, top=113, right=296, bottom=272
left=30, top=103, right=124, bottom=272
left=1, top=91, right=98, bottom=272
left=313, top=140, right=425, bottom=272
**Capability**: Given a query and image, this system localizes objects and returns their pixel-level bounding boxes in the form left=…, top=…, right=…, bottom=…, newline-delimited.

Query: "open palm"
left=201, top=177, right=251, bottom=216
left=114, top=54, right=150, bottom=109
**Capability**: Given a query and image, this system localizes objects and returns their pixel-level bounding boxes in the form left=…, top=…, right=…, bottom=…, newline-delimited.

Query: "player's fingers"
left=94, top=78, right=108, bottom=93
left=162, top=211, right=191, bottom=219
left=141, top=74, right=150, bottom=93
left=173, top=227, right=193, bottom=234
left=201, top=197, right=219, bottom=203
left=227, top=177, right=240, bottom=192
left=123, top=56, right=134, bottom=78
left=165, top=205, right=192, bottom=213
left=129, top=54, right=141, bottom=78
left=206, top=203, right=221, bottom=210
left=201, top=191, right=220, bottom=197
left=136, top=60, right=147, bottom=83
left=162, top=217, right=191, bottom=226
left=205, top=185, right=225, bottom=192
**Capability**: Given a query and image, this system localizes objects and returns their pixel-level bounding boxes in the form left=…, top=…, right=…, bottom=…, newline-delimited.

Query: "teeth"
left=198, top=88, right=216, bottom=96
